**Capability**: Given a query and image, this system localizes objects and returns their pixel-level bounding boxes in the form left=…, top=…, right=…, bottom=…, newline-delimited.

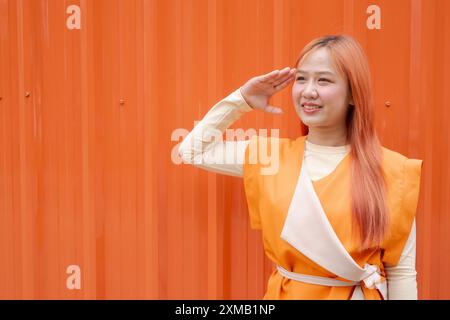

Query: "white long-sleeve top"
left=178, top=87, right=418, bottom=300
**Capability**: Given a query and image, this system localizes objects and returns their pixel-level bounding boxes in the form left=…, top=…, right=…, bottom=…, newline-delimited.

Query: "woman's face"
left=292, top=47, right=354, bottom=129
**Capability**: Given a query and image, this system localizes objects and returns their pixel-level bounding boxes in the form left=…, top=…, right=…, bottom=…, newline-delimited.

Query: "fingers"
left=260, top=69, right=280, bottom=82
left=273, top=70, right=296, bottom=90
left=260, top=66, right=296, bottom=83
left=271, top=67, right=293, bottom=83
left=273, top=68, right=296, bottom=87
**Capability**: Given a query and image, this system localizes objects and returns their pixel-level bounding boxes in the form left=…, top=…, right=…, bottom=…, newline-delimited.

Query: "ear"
left=349, top=96, right=354, bottom=107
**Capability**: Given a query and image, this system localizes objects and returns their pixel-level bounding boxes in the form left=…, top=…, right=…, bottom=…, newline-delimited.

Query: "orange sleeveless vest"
left=243, top=135, right=423, bottom=300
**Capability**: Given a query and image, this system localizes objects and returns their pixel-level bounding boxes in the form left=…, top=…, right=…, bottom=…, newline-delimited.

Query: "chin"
left=295, top=111, right=321, bottom=126
left=300, top=116, right=328, bottom=128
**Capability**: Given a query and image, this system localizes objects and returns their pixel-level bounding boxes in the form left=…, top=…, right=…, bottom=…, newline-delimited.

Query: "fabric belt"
left=276, top=264, right=387, bottom=300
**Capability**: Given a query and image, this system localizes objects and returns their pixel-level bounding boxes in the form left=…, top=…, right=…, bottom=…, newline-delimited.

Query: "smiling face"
left=292, top=47, right=354, bottom=131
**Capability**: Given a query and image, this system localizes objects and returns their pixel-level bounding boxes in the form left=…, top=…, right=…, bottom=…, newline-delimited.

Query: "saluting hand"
left=240, top=67, right=297, bottom=114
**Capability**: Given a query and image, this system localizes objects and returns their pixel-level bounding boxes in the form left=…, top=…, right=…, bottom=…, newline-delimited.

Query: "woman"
left=178, top=35, right=423, bottom=300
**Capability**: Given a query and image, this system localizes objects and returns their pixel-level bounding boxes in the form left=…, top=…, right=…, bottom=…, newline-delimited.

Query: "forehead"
left=297, top=47, right=339, bottom=76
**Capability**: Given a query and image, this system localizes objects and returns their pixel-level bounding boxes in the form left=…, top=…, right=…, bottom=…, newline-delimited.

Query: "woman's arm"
left=178, top=88, right=253, bottom=177
left=178, top=67, right=297, bottom=177
left=384, top=220, right=418, bottom=300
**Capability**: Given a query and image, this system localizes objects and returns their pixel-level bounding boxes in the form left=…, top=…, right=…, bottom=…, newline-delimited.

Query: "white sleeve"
left=178, top=88, right=253, bottom=178
left=384, top=219, right=418, bottom=300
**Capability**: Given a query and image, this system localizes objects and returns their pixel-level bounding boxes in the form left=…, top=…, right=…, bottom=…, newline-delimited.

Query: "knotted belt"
left=276, top=264, right=387, bottom=300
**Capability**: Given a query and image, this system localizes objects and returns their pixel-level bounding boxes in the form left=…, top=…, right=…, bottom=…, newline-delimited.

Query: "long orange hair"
left=294, top=35, right=389, bottom=251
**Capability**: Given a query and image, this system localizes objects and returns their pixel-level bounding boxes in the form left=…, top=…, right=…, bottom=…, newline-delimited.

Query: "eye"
left=296, top=76, right=330, bottom=82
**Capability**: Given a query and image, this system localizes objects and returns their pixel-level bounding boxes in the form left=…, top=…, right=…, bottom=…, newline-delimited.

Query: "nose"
left=302, top=81, right=318, bottom=99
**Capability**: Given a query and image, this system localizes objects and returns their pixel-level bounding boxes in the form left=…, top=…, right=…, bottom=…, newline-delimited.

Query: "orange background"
left=0, top=0, right=449, bottom=299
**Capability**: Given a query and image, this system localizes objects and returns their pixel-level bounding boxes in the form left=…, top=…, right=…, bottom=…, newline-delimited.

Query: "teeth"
left=303, top=105, right=322, bottom=109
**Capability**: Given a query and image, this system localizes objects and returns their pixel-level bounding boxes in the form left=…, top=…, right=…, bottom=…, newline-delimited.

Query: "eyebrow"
left=296, top=69, right=335, bottom=76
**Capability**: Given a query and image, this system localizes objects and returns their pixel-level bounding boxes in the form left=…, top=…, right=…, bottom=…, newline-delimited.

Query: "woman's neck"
left=306, top=127, right=348, bottom=147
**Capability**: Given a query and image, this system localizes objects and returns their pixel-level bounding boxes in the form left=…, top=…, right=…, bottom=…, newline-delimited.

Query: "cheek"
left=319, top=87, right=343, bottom=103
left=292, top=85, right=301, bottom=97
left=291, top=86, right=302, bottom=104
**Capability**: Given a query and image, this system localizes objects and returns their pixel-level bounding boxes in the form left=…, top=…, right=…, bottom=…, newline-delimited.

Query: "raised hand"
left=240, top=67, right=297, bottom=114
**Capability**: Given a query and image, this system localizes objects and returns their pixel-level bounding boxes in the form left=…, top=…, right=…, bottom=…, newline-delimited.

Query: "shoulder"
left=245, top=135, right=299, bottom=159
left=246, top=134, right=296, bottom=147
left=380, top=146, right=408, bottom=171
left=380, top=146, right=423, bottom=184
left=244, top=135, right=301, bottom=177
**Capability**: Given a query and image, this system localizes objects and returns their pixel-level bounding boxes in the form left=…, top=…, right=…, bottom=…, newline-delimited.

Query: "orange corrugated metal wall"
left=0, top=0, right=449, bottom=299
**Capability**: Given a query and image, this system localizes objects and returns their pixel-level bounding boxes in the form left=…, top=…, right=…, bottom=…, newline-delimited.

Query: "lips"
left=302, top=103, right=323, bottom=110
left=302, top=102, right=322, bottom=107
